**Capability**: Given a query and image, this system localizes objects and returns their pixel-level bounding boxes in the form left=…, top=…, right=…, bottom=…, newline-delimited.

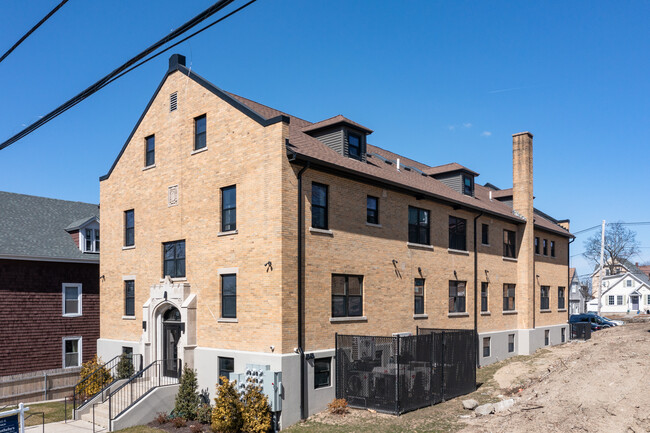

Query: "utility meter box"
left=229, top=364, right=282, bottom=412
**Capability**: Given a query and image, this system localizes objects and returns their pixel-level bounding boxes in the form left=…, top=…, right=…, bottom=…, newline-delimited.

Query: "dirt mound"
left=460, top=322, right=650, bottom=433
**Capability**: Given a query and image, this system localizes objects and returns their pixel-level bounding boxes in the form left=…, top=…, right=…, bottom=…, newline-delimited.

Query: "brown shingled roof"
left=218, top=88, right=570, bottom=238
left=302, top=114, right=373, bottom=134
left=491, top=188, right=513, bottom=198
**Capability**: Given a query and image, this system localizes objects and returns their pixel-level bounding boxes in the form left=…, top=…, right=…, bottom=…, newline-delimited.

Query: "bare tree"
left=583, top=222, right=640, bottom=273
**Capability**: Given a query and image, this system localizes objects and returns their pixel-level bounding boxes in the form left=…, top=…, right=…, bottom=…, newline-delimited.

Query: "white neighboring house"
left=588, top=261, right=650, bottom=314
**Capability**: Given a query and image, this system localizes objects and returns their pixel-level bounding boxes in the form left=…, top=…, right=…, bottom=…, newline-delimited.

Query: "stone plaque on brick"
left=168, top=185, right=179, bottom=207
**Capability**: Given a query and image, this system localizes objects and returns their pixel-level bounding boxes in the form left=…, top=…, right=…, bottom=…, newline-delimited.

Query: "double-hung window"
left=481, top=282, right=489, bottom=312
left=124, top=280, right=135, bottom=317
left=314, top=358, right=331, bottom=389
left=124, top=210, right=135, bottom=247
left=221, top=186, right=236, bottom=232
left=163, top=240, right=185, bottom=278
left=558, top=286, right=565, bottom=309
left=503, top=283, right=516, bottom=311
left=616, top=295, right=623, bottom=305
left=63, top=337, right=81, bottom=368
left=550, top=240, right=556, bottom=257
left=481, top=224, right=489, bottom=245
left=503, top=230, right=516, bottom=258
left=414, top=278, right=425, bottom=315
left=534, top=237, right=540, bottom=254
left=540, top=286, right=550, bottom=310
left=608, top=295, right=615, bottom=305
left=331, top=275, right=363, bottom=318
left=83, top=228, right=99, bottom=252
left=408, top=207, right=430, bottom=245
left=311, top=183, right=328, bottom=230
left=543, top=239, right=548, bottom=256
left=449, top=281, right=466, bottom=313
left=194, top=115, right=207, bottom=150
left=448, top=216, right=467, bottom=251
left=462, top=175, right=474, bottom=196
left=145, top=135, right=155, bottom=167
left=348, top=132, right=361, bottom=160
left=63, top=283, right=82, bottom=316
left=367, top=196, right=379, bottom=225
left=221, top=274, right=237, bottom=319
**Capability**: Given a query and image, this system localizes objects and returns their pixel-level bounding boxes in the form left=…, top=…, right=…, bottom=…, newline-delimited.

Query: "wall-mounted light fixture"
left=265, top=261, right=273, bottom=272
left=418, top=267, right=423, bottom=277
left=392, top=260, right=402, bottom=279
left=453, top=270, right=458, bottom=280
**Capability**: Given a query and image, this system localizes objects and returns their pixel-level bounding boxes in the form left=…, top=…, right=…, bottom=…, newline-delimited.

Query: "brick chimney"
left=512, top=132, right=534, bottom=330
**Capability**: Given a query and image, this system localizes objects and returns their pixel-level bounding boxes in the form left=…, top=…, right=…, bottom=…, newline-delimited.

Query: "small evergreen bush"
left=241, top=381, right=272, bottom=433
left=116, top=353, right=135, bottom=379
left=211, top=376, right=243, bottom=433
left=197, top=403, right=213, bottom=424
left=76, top=356, right=112, bottom=398
left=174, top=365, right=201, bottom=420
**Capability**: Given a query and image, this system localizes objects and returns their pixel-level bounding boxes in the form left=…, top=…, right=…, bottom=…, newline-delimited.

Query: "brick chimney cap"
left=512, top=131, right=533, bottom=138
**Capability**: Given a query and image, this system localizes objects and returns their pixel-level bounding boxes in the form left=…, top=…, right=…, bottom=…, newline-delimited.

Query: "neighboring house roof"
left=600, top=271, right=650, bottom=297
left=100, top=56, right=571, bottom=237
left=569, top=268, right=576, bottom=282
left=592, top=259, right=650, bottom=286
left=0, top=191, right=99, bottom=263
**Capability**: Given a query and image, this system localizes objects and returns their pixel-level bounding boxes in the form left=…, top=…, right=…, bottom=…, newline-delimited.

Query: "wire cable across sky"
left=0, top=0, right=259, bottom=152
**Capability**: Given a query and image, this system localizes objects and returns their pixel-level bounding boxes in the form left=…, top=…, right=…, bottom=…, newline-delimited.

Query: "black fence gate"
left=335, top=329, right=476, bottom=415
left=569, top=323, right=591, bottom=340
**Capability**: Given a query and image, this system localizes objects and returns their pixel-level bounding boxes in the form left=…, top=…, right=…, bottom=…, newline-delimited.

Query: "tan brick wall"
left=99, top=71, right=570, bottom=357
left=100, top=71, right=288, bottom=353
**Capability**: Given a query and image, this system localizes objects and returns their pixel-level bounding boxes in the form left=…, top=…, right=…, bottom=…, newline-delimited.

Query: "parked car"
left=569, top=314, right=612, bottom=331
left=586, top=313, right=624, bottom=326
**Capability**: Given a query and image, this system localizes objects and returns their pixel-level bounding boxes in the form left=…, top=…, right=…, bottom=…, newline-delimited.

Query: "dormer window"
left=84, top=228, right=100, bottom=253
left=462, top=174, right=474, bottom=196
left=348, top=132, right=362, bottom=160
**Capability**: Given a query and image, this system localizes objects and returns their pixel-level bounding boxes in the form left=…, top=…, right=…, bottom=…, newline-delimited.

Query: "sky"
left=0, top=0, right=649, bottom=279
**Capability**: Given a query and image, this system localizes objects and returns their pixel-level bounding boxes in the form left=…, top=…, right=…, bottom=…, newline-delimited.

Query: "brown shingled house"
left=95, top=54, right=572, bottom=429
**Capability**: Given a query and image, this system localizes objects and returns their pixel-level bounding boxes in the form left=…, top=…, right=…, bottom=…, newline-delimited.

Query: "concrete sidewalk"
left=25, top=420, right=107, bottom=432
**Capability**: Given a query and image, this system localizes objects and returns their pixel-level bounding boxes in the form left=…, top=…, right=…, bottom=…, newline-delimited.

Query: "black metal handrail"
left=108, top=358, right=180, bottom=428
left=72, top=354, right=143, bottom=416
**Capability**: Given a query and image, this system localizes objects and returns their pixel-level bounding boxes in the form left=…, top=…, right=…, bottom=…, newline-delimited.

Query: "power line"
left=0, top=0, right=257, bottom=152
left=572, top=221, right=650, bottom=236
left=0, top=0, right=69, bottom=64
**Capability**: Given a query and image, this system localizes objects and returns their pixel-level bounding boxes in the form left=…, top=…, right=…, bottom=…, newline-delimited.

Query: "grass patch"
left=3, top=401, right=69, bottom=427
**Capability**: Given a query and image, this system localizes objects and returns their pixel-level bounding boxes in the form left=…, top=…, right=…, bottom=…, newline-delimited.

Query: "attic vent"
left=170, top=92, right=178, bottom=112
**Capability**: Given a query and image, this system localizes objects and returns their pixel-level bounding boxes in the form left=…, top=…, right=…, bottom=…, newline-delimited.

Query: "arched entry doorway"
left=162, top=307, right=182, bottom=378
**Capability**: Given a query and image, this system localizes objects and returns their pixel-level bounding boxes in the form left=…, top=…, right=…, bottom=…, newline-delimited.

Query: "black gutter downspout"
left=568, top=236, right=575, bottom=324
left=296, top=161, right=310, bottom=420
left=473, top=211, right=483, bottom=368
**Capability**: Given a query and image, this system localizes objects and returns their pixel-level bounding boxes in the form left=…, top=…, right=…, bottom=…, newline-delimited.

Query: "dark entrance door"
left=631, top=295, right=639, bottom=310
left=162, top=307, right=181, bottom=378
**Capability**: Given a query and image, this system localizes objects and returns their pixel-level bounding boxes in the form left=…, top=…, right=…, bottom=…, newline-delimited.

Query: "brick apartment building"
left=0, top=192, right=99, bottom=378
left=97, top=54, right=572, bottom=428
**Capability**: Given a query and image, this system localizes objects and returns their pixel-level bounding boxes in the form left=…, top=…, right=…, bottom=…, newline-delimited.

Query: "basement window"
left=482, top=337, right=490, bottom=358
left=218, top=357, right=234, bottom=385
left=508, top=334, right=515, bottom=353
left=544, top=330, right=550, bottom=346
left=314, top=358, right=331, bottom=389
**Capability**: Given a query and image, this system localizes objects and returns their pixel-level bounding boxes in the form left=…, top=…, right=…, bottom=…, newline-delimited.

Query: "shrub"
left=116, top=353, right=135, bottom=379
left=197, top=403, right=213, bottom=424
left=211, top=376, right=243, bottom=433
left=155, top=412, right=169, bottom=424
left=241, top=381, right=272, bottom=433
left=75, top=356, right=112, bottom=398
left=174, top=365, right=201, bottom=420
left=189, top=424, right=203, bottom=433
left=171, top=417, right=187, bottom=428
left=327, top=398, right=349, bottom=415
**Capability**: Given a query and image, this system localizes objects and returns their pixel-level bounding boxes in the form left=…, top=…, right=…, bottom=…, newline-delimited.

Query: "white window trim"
left=62, top=283, right=82, bottom=317
left=81, top=227, right=99, bottom=253
left=62, top=336, right=82, bottom=368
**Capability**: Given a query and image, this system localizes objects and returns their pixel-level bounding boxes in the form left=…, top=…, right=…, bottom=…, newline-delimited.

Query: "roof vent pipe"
left=489, top=191, right=492, bottom=201
left=396, top=158, right=401, bottom=171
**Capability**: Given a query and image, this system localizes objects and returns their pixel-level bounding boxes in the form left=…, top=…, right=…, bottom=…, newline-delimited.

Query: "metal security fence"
left=417, top=328, right=477, bottom=400
left=569, top=323, right=591, bottom=340
left=335, top=329, right=476, bottom=415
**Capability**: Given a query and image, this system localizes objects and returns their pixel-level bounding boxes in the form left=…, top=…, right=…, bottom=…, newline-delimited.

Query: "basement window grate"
left=170, top=92, right=178, bottom=112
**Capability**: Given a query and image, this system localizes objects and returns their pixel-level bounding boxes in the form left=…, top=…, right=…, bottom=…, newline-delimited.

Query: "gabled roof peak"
left=424, top=162, right=479, bottom=177
left=302, top=114, right=373, bottom=134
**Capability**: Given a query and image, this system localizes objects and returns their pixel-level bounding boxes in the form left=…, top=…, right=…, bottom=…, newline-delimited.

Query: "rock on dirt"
left=462, top=399, right=479, bottom=410
left=493, top=398, right=515, bottom=413
left=474, top=403, right=495, bottom=416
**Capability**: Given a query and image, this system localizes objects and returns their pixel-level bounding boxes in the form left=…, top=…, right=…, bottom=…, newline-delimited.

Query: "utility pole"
left=597, top=220, right=606, bottom=315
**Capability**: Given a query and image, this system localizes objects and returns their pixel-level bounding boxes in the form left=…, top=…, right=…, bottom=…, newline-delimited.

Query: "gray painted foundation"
left=478, top=324, right=569, bottom=366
